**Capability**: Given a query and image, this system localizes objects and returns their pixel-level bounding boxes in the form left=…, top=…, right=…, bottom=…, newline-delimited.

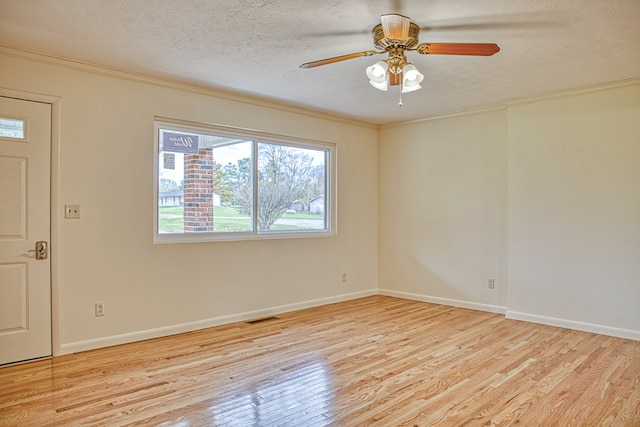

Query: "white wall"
left=379, top=82, right=640, bottom=339
left=507, top=84, right=640, bottom=337
left=1, top=51, right=379, bottom=354
left=2, top=49, right=638, bottom=353
left=378, top=110, right=509, bottom=313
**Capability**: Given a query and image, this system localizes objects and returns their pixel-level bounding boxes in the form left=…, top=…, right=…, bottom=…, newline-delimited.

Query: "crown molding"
left=0, top=45, right=377, bottom=130
left=504, top=77, right=640, bottom=107
left=378, top=104, right=508, bottom=130
left=379, top=77, right=640, bottom=130
left=3, top=45, right=637, bottom=131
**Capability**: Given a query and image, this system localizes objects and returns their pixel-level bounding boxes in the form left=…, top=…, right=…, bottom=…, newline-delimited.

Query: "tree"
left=224, top=157, right=252, bottom=208
left=211, top=160, right=232, bottom=203
left=224, top=144, right=319, bottom=230
left=301, top=164, right=325, bottom=210
left=256, top=144, right=316, bottom=230
left=159, top=178, right=180, bottom=192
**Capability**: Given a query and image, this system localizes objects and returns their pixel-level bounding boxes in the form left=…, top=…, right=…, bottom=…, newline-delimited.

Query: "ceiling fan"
left=300, top=14, right=500, bottom=95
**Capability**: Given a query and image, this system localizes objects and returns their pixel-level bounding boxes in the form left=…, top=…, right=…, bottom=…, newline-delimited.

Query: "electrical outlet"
left=341, top=273, right=347, bottom=283
left=95, top=302, right=105, bottom=317
left=488, top=278, right=495, bottom=289
left=65, top=204, right=80, bottom=219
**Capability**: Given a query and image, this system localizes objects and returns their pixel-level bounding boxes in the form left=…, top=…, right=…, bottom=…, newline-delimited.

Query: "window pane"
left=212, top=141, right=253, bottom=232
left=257, top=143, right=327, bottom=232
left=0, top=117, right=25, bottom=139
left=157, top=128, right=253, bottom=234
left=155, top=120, right=334, bottom=242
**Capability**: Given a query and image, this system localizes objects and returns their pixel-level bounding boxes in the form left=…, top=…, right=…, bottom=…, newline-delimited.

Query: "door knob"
left=28, top=241, right=48, bottom=260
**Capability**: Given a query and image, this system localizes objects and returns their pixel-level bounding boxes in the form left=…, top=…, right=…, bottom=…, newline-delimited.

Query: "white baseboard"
left=506, top=310, right=640, bottom=341
left=58, top=288, right=639, bottom=355
left=58, top=289, right=377, bottom=355
left=378, top=288, right=507, bottom=315
left=378, top=289, right=639, bottom=341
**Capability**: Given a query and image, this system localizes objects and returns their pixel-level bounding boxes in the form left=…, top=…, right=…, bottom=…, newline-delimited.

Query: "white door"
left=0, top=96, right=51, bottom=365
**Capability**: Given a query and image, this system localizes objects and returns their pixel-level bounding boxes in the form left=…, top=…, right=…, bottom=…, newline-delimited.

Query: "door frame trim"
left=0, top=88, right=62, bottom=356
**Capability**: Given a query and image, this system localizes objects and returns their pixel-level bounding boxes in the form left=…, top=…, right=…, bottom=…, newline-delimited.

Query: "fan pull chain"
left=398, top=86, right=403, bottom=107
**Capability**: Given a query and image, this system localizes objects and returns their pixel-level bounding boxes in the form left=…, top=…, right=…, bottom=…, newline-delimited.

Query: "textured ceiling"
left=1, top=0, right=639, bottom=125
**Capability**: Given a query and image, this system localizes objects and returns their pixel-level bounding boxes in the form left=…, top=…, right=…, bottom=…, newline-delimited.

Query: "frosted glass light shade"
left=401, top=63, right=424, bottom=93
left=366, top=61, right=389, bottom=91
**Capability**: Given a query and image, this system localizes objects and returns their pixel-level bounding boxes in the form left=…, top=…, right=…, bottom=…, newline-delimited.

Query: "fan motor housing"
left=372, top=22, right=420, bottom=49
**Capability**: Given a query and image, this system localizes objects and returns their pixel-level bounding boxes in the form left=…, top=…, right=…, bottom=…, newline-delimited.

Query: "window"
left=154, top=119, right=336, bottom=242
left=0, top=117, right=26, bottom=140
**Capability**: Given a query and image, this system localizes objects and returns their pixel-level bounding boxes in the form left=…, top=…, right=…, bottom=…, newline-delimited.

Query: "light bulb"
left=404, top=69, right=419, bottom=81
left=401, top=64, right=424, bottom=93
left=371, top=65, right=385, bottom=78
left=366, top=61, right=390, bottom=91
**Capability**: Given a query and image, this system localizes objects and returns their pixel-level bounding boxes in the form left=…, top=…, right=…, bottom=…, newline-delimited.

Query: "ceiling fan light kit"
left=301, top=13, right=500, bottom=101
left=401, top=64, right=423, bottom=93
left=366, top=61, right=390, bottom=90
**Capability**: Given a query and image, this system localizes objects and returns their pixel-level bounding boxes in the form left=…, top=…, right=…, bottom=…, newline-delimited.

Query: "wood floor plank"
left=1, top=296, right=639, bottom=426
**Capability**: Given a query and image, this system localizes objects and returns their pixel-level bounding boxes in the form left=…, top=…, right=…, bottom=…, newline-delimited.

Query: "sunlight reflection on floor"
left=210, top=362, right=333, bottom=425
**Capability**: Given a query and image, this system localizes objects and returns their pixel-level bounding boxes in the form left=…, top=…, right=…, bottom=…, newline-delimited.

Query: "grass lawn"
left=158, top=206, right=323, bottom=233
left=158, top=206, right=184, bottom=216
left=281, top=211, right=323, bottom=220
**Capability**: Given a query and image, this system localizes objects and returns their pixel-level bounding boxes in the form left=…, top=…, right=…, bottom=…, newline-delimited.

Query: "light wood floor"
left=1, top=296, right=639, bottom=426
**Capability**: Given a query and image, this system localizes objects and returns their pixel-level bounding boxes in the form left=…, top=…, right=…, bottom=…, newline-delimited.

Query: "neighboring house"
left=158, top=191, right=183, bottom=207
left=309, top=195, right=324, bottom=214
left=289, top=201, right=305, bottom=212
left=158, top=191, right=220, bottom=207
left=290, top=196, right=324, bottom=213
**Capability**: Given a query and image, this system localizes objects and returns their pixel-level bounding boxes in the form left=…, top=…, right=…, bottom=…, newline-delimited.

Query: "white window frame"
left=153, top=118, right=337, bottom=243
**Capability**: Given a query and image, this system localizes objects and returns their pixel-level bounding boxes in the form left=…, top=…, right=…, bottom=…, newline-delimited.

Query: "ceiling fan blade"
left=300, top=50, right=381, bottom=69
left=415, top=43, right=500, bottom=56
left=380, top=13, right=411, bottom=40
